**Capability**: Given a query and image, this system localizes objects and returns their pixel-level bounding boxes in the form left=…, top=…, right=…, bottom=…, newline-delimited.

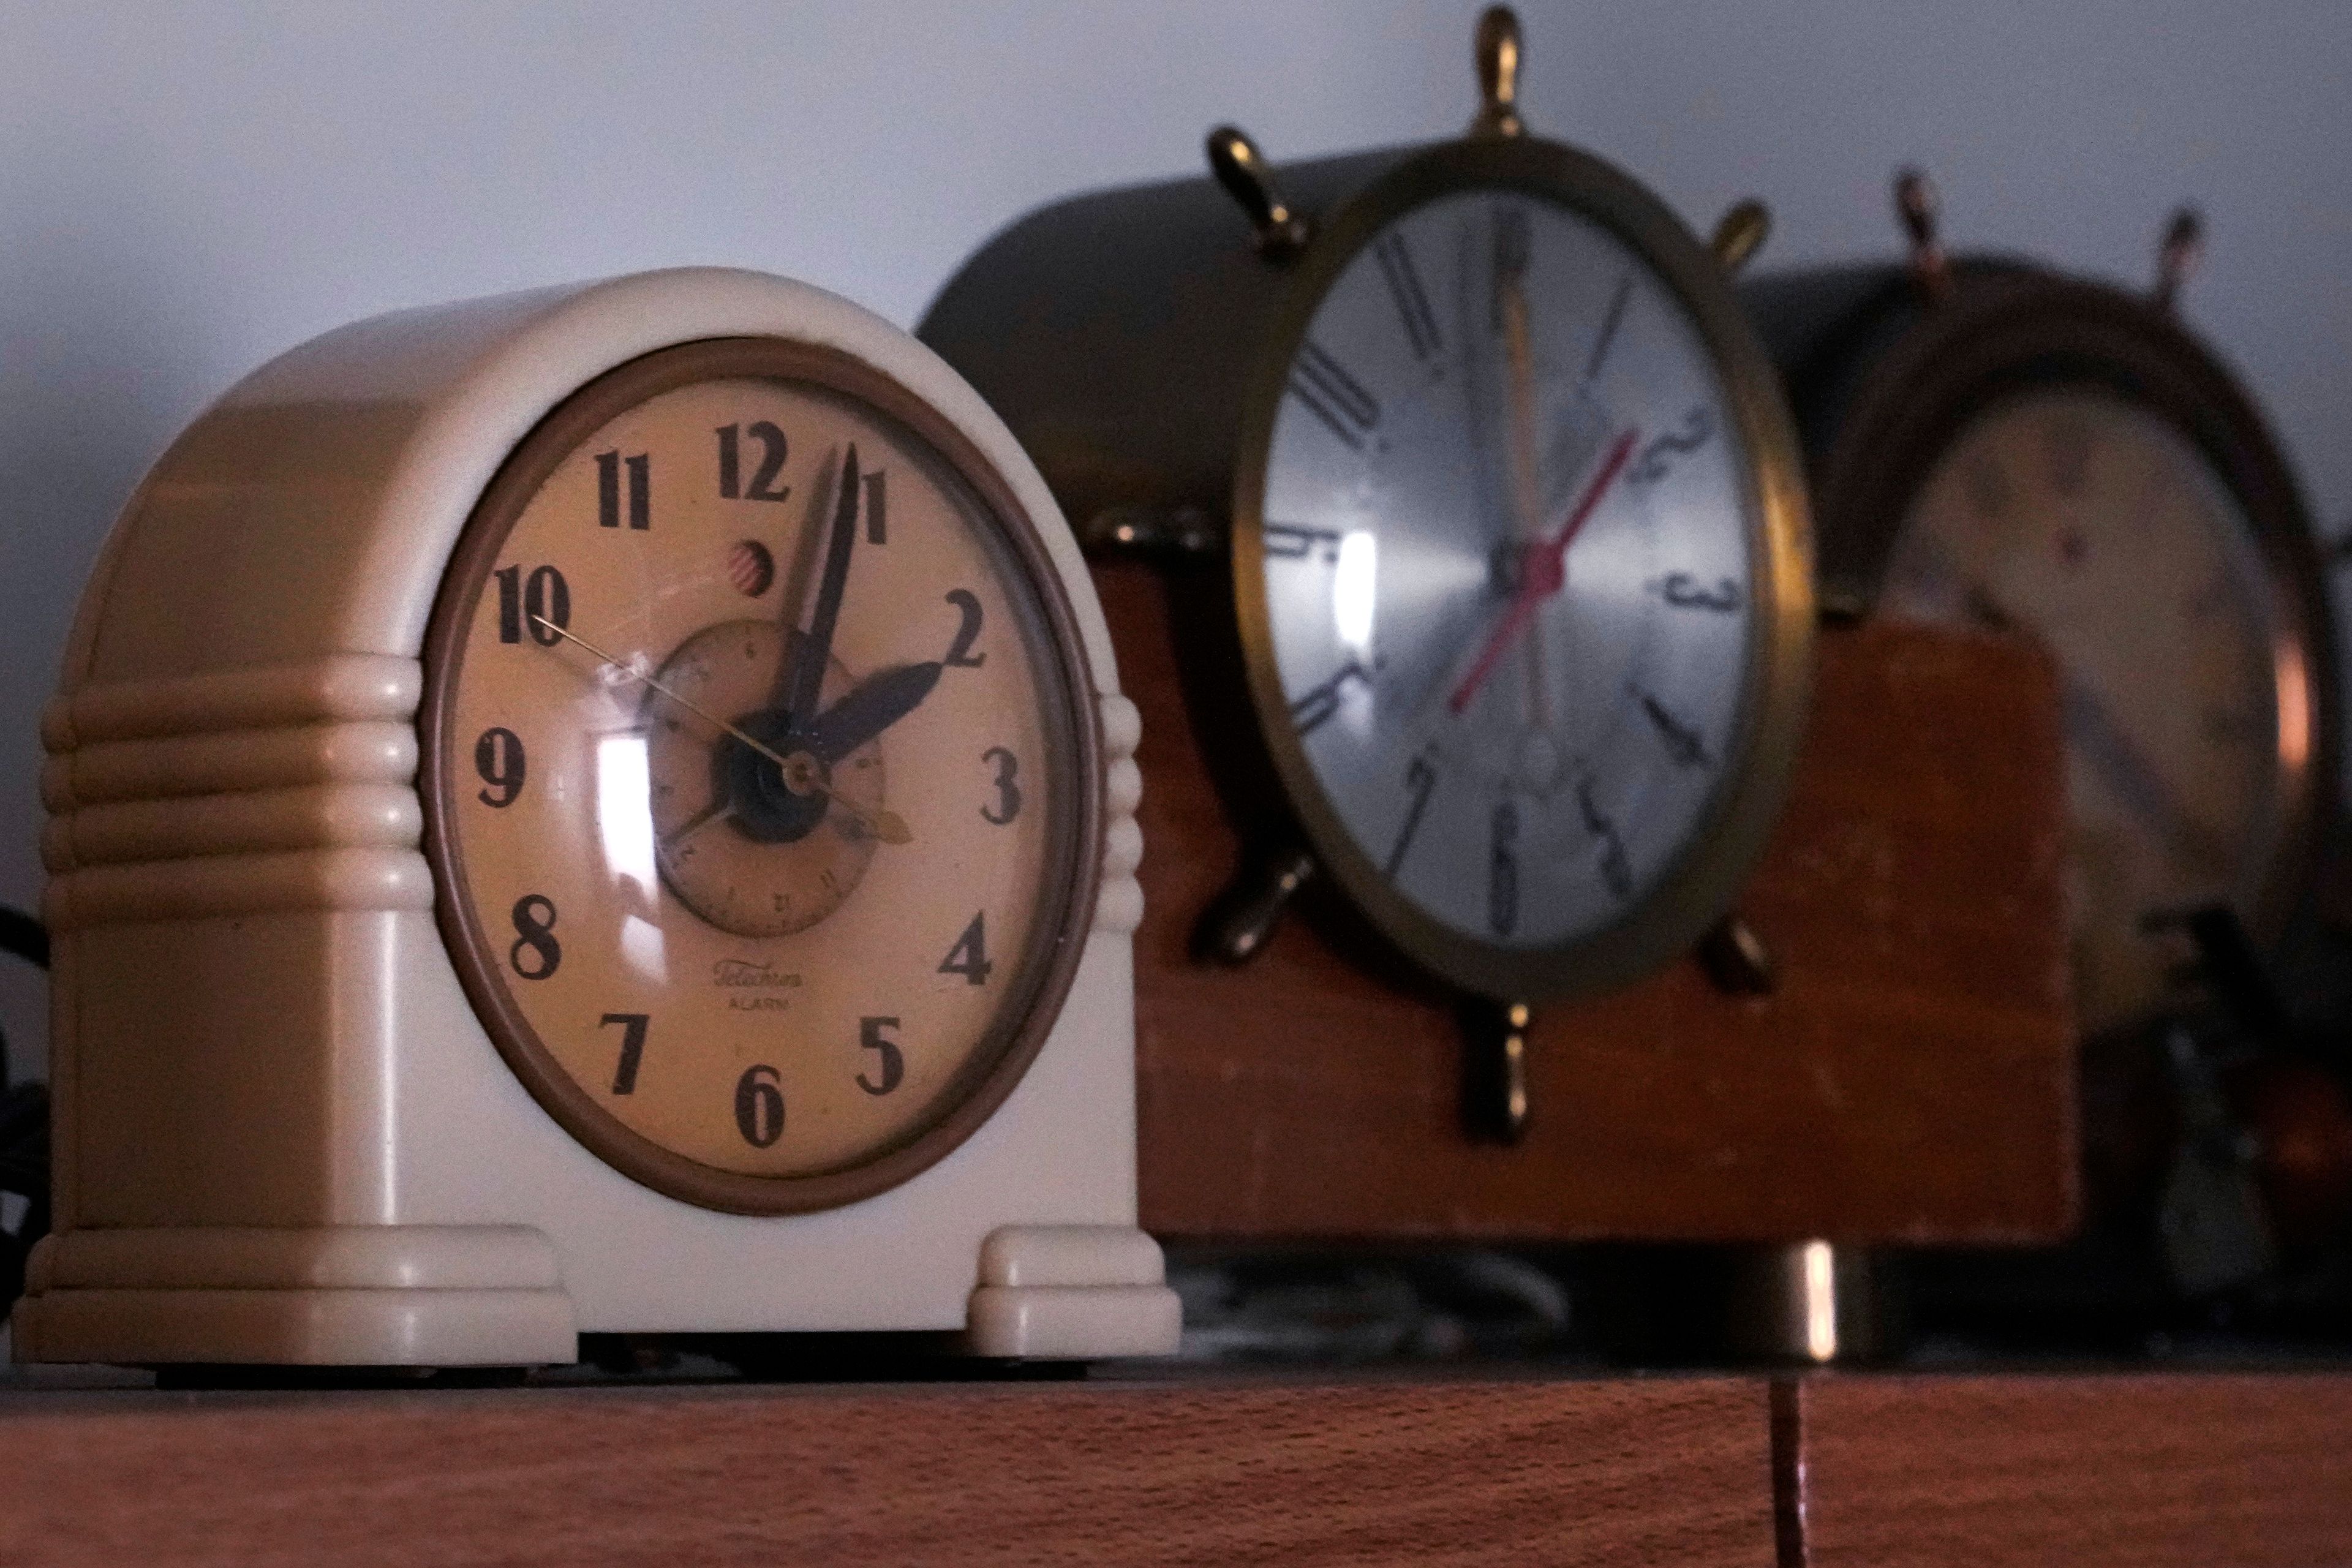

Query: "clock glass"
left=421, top=339, right=1099, bottom=1214
left=1254, top=188, right=1757, bottom=956
left=1879, top=387, right=2300, bottom=1036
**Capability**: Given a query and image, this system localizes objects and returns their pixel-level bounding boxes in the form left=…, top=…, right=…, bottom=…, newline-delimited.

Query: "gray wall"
left=3, top=1, right=2348, bottom=1074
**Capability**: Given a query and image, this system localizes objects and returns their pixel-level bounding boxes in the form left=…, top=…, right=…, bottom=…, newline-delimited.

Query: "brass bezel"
left=1810, top=268, right=2340, bottom=971
left=1230, top=135, right=1815, bottom=1004
left=420, top=337, right=1105, bottom=1216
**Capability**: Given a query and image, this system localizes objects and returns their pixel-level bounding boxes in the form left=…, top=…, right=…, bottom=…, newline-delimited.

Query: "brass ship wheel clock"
left=1741, top=172, right=2342, bottom=1044
left=922, top=9, right=1814, bottom=1139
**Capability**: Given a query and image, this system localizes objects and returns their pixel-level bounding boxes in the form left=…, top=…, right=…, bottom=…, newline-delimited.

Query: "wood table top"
left=2, top=1363, right=2348, bottom=1566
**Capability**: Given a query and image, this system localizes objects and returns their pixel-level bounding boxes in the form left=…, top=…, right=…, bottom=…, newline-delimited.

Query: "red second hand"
left=1448, top=426, right=1639, bottom=715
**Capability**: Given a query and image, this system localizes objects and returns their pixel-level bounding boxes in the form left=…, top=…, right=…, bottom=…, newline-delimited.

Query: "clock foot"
left=1461, top=999, right=1532, bottom=1145
left=1695, top=913, right=1776, bottom=997
left=1725, top=1240, right=1887, bottom=1363
left=1193, top=845, right=1317, bottom=964
left=11, top=1225, right=577, bottom=1369
left=962, top=1226, right=1182, bottom=1359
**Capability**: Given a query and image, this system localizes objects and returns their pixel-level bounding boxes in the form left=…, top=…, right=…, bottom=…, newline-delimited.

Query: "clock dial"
left=1879, top=388, right=2297, bottom=1036
left=424, top=342, right=1096, bottom=1210
left=1257, top=189, right=1755, bottom=951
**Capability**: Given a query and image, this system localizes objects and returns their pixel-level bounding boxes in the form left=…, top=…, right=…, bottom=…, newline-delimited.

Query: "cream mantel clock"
left=20, top=268, right=1180, bottom=1368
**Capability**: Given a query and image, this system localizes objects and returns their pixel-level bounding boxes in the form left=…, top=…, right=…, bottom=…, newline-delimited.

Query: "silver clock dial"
left=1261, top=189, right=1755, bottom=949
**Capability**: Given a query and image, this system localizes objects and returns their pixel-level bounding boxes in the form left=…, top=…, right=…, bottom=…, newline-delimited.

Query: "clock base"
left=12, top=1286, right=579, bottom=1370
left=12, top=1225, right=578, bottom=1367
left=12, top=1223, right=1182, bottom=1368
left=965, top=1224, right=1183, bottom=1359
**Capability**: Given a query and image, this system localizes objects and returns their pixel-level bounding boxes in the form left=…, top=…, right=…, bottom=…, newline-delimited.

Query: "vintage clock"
left=22, top=268, right=1178, bottom=1367
left=919, top=7, right=1814, bottom=1137
left=1740, top=171, right=2342, bottom=1042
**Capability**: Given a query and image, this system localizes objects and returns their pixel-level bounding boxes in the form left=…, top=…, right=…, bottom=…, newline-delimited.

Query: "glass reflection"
left=620, top=913, right=668, bottom=982
left=595, top=732, right=659, bottom=902
left=1333, top=529, right=1378, bottom=653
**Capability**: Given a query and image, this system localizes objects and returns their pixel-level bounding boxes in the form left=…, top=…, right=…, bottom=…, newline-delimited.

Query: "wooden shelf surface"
left=1786, top=1371, right=2352, bottom=1568
left=3, top=1365, right=2348, bottom=1565
left=0, top=1371, right=1774, bottom=1568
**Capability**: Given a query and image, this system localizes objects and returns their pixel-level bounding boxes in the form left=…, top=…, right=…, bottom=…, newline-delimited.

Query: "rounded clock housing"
left=421, top=337, right=1103, bottom=1215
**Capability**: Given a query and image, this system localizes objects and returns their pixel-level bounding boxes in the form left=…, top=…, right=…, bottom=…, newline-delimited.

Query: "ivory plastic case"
left=23, top=268, right=1180, bottom=1368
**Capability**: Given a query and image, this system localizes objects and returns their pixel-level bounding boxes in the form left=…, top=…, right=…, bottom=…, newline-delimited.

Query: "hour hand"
left=805, top=661, right=943, bottom=763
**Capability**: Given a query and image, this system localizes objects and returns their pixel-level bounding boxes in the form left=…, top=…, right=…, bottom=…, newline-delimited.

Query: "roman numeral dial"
left=1255, top=184, right=1759, bottom=954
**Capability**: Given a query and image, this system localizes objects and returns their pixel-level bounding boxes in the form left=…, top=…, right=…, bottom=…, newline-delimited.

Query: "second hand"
left=532, top=615, right=911, bottom=846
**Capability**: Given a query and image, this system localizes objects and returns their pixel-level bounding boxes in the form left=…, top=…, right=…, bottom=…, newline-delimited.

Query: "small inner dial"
left=1259, top=187, right=1757, bottom=951
left=430, top=351, right=1085, bottom=1196
left=644, top=619, right=884, bottom=938
left=1880, top=388, right=2296, bottom=1038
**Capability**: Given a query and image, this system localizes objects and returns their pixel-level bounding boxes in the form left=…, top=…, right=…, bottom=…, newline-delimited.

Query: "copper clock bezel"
left=1229, top=134, right=1817, bottom=1005
left=419, top=336, right=1105, bottom=1216
left=1809, top=267, right=2340, bottom=971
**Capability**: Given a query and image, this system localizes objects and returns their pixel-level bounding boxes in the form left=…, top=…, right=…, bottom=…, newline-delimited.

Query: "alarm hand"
left=1448, top=426, right=1639, bottom=715
left=534, top=616, right=768, bottom=754
left=533, top=615, right=912, bottom=846
left=804, top=661, right=944, bottom=763
left=660, top=797, right=734, bottom=850
left=777, top=442, right=863, bottom=729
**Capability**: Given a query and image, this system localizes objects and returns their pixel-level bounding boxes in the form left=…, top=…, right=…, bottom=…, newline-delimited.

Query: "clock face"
left=1253, top=187, right=1757, bottom=959
left=1879, top=387, right=2297, bottom=1037
left=422, top=339, right=1098, bottom=1214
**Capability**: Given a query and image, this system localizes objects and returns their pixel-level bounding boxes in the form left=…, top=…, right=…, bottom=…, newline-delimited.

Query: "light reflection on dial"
left=1260, top=189, right=1757, bottom=949
left=1879, top=388, right=2288, bottom=1036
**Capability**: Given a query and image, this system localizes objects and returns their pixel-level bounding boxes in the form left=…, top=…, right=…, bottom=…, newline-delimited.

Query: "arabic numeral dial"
left=431, top=339, right=1083, bottom=1207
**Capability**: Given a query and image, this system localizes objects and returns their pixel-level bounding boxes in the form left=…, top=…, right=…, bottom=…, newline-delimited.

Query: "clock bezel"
left=1803, top=266, right=2341, bottom=992
left=419, top=335, right=1106, bottom=1216
left=1229, top=134, right=1815, bottom=1004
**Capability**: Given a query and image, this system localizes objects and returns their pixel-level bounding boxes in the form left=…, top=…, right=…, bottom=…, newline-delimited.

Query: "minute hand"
left=780, top=442, right=863, bottom=728
left=1448, top=426, right=1638, bottom=715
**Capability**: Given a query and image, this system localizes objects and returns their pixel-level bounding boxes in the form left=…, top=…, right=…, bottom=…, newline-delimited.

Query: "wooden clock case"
left=21, top=268, right=1178, bottom=1368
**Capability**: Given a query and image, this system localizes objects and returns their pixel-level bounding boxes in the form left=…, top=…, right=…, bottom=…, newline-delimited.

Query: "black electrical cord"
left=0, top=907, right=45, bottom=973
left=0, top=906, right=49, bottom=1315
